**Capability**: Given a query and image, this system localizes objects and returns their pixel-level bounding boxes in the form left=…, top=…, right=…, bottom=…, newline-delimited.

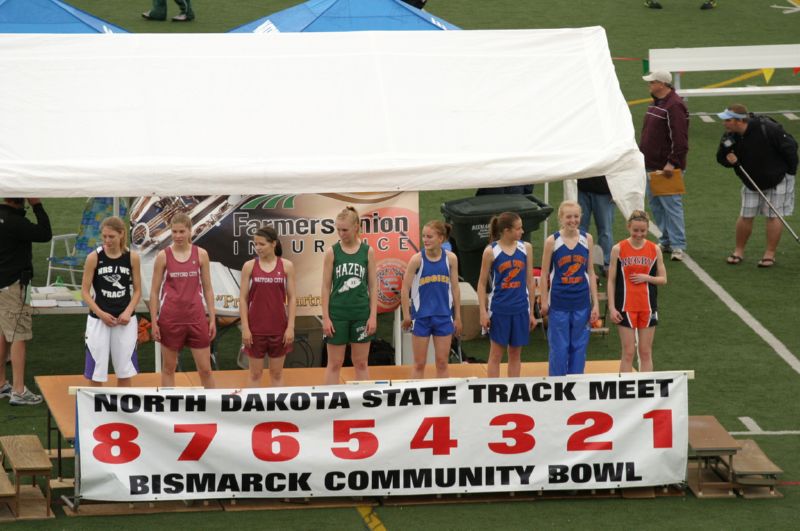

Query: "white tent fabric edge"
left=0, top=29, right=644, bottom=215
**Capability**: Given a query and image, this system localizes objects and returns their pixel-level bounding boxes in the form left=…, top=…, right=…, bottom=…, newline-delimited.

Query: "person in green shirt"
left=321, top=207, right=377, bottom=385
left=142, top=0, right=194, bottom=22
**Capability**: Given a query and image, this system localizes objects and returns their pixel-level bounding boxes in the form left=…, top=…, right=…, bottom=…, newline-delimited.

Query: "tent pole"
left=394, top=307, right=402, bottom=366
left=542, top=182, right=549, bottom=247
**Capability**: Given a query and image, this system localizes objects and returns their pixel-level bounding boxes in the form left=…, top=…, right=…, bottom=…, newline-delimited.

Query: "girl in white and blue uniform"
left=477, top=212, right=537, bottom=378
left=539, top=201, right=600, bottom=376
left=402, top=221, right=461, bottom=379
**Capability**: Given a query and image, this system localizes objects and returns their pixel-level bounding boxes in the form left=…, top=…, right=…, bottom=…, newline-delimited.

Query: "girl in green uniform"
left=321, top=206, right=377, bottom=385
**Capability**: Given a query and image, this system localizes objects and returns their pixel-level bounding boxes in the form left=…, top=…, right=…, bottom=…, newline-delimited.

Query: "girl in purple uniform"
left=477, top=212, right=537, bottom=378
left=239, top=227, right=296, bottom=388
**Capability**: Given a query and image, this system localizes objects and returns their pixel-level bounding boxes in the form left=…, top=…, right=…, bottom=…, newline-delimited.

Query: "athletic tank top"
left=614, top=239, right=658, bottom=312
left=329, top=241, right=370, bottom=321
left=410, top=250, right=453, bottom=319
left=159, top=245, right=206, bottom=325
left=91, top=247, right=133, bottom=318
left=247, top=258, right=288, bottom=336
left=489, top=241, right=530, bottom=315
left=548, top=230, right=591, bottom=312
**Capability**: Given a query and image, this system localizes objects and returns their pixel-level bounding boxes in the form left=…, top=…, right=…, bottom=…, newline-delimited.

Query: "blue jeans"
left=578, top=191, right=614, bottom=268
left=647, top=179, right=686, bottom=251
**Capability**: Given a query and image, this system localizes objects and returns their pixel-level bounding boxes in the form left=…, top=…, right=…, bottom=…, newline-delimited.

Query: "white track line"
left=739, top=416, right=763, bottom=432
left=783, top=112, right=799, bottom=121
left=680, top=252, right=800, bottom=375
left=647, top=224, right=800, bottom=376
left=729, top=430, right=800, bottom=435
left=729, top=416, right=800, bottom=436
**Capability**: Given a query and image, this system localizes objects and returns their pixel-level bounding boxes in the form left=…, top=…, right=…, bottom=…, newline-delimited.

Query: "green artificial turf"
left=2, top=0, right=798, bottom=528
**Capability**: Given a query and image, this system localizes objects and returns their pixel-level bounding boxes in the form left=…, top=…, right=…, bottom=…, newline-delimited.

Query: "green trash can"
left=441, top=194, right=553, bottom=288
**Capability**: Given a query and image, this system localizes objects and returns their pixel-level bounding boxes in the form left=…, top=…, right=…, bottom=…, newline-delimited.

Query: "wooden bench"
left=0, top=436, right=52, bottom=517
left=687, top=416, right=739, bottom=498
left=732, top=439, right=784, bottom=498
left=648, top=44, right=800, bottom=99
left=0, top=470, right=15, bottom=512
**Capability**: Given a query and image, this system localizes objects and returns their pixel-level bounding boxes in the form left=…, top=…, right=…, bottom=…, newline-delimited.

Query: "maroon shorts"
left=246, top=334, right=292, bottom=359
left=158, top=319, right=210, bottom=351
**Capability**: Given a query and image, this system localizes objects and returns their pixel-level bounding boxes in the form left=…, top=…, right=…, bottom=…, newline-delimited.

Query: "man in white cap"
left=639, top=70, right=690, bottom=261
left=715, top=104, right=797, bottom=267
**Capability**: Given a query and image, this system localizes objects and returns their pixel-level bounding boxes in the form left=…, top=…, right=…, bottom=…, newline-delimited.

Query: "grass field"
left=2, top=0, right=799, bottom=529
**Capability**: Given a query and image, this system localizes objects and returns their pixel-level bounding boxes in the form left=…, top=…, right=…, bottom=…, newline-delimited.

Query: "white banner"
left=76, top=373, right=688, bottom=501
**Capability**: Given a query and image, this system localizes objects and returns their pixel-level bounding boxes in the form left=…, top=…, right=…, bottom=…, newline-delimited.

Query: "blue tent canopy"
left=229, top=0, right=458, bottom=33
left=0, top=0, right=127, bottom=33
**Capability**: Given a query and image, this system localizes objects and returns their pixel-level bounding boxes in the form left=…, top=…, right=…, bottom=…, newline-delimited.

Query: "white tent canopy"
left=0, top=28, right=644, bottom=215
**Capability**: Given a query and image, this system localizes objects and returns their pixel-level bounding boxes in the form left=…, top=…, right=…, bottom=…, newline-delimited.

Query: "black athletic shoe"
left=700, top=1, right=717, bottom=9
left=645, top=0, right=663, bottom=8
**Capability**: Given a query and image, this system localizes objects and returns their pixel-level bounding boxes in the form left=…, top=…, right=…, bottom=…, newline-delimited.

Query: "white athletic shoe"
left=9, top=387, right=43, bottom=406
left=670, top=249, right=685, bottom=262
left=0, top=381, right=11, bottom=398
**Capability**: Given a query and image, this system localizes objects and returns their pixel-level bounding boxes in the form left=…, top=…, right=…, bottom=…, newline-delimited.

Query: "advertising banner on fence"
left=77, top=373, right=688, bottom=501
left=129, top=193, right=420, bottom=316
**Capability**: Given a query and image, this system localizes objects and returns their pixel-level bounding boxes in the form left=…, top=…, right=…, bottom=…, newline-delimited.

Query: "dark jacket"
left=716, top=116, right=799, bottom=191
left=0, top=202, right=52, bottom=288
left=639, top=90, right=689, bottom=170
left=577, top=176, right=611, bottom=195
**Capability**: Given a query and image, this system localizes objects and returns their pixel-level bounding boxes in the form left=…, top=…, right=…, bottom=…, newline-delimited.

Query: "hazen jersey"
left=410, top=250, right=452, bottom=318
left=247, top=258, right=288, bottom=336
left=548, top=230, right=590, bottom=312
left=159, top=245, right=206, bottom=325
left=329, top=241, right=370, bottom=320
left=614, top=239, right=658, bottom=312
left=489, top=241, right=530, bottom=315
left=91, top=247, right=132, bottom=318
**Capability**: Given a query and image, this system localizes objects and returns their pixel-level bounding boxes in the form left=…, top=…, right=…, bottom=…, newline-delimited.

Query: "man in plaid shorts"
left=716, top=104, right=798, bottom=268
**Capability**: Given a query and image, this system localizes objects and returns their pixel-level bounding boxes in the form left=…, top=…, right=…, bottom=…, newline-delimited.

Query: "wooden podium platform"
left=27, top=361, right=701, bottom=517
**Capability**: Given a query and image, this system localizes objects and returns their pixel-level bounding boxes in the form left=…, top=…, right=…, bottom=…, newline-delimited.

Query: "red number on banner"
left=488, top=414, right=536, bottom=454
left=567, top=411, right=613, bottom=451
left=410, top=417, right=458, bottom=455
left=92, top=422, right=141, bottom=464
left=643, top=409, right=673, bottom=448
left=331, top=419, right=379, bottom=460
left=252, top=422, right=300, bottom=462
left=174, top=423, right=218, bottom=461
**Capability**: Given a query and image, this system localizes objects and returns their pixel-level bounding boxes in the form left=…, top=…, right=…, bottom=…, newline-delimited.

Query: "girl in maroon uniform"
left=150, top=213, right=216, bottom=388
left=239, top=227, right=296, bottom=387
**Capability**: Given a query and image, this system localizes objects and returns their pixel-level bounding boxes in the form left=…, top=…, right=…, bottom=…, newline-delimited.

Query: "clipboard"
left=649, top=169, right=685, bottom=196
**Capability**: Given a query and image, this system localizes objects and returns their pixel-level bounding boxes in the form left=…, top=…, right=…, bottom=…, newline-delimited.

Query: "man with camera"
left=716, top=105, right=797, bottom=268
left=0, top=197, right=52, bottom=405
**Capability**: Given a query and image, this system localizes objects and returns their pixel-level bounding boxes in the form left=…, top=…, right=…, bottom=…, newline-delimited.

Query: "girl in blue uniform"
left=477, top=212, right=537, bottom=378
left=539, top=201, right=600, bottom=376
left=401, top=220, right=462, bottom=379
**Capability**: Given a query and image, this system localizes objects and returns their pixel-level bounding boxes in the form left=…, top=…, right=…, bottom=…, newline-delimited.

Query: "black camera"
left=720, top=133, right=737, bottom=153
